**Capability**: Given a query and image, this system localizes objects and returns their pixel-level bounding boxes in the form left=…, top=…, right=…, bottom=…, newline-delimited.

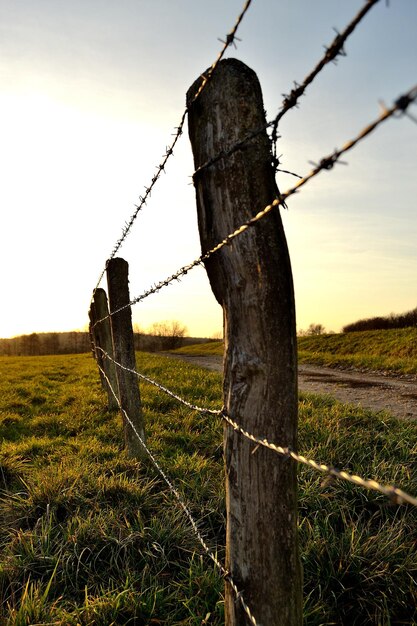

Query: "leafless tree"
left=148, top=320, right=188, bottom=351
left=306, top=323, right=325, bottom=336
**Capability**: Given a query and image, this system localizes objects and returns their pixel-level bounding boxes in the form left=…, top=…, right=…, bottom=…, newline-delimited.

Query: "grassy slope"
left=173, top=342, right=223, bottom=357
left=0, top=353, right=416, bottom=625
left=172, top=328, right=417, bottom=375
left=298, top=327, right=417, bottom=374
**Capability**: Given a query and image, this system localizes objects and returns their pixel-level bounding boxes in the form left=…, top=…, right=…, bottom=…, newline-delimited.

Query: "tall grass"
left=0, top=353, right=416, bottom=624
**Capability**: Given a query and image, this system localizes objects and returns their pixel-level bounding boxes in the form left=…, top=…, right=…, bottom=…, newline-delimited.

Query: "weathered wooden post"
left=187, top=59, right=302, bottom=625
left=88, top=299, right=107, bottom=390
left=106, top=257, right=146, bottom=459
left=91, top=288, right=119, bottom=411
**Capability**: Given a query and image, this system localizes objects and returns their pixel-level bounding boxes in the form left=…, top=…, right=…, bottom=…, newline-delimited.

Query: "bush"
left=343, top=307, right=417, bottom=333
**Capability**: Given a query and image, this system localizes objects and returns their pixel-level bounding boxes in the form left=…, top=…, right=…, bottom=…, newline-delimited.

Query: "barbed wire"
left=92, top=346, right=417, bottom=507
left=193, top=0, right=381, bottom=178
left=95, top=356, right=257, bottom=626
left=95, top=345, right=222, bottom=416
left=85, top=1, right=417, bottom=615
left=92, top=83, right=417, bottom=327
left=92, top=0, right=253, bottom=298
left=222, top=413, right=417, bottom=507
left=190, top=0, right=253, bottom=105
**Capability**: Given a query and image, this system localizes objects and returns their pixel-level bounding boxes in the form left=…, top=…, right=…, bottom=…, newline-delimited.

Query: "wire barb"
left=188, top=0, right=252, bottom=105
left=92, top=82, right=417, bottom=328
left=91, top=0, right=253, bottom=302
left=83, top=0, right=417, bottom=618
left=193, top=0, right=381, bottom=178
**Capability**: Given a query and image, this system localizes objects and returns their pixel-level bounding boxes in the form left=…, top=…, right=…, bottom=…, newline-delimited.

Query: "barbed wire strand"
left=95, top=345, right=222, bottom=416
left=191, top=0, right=253, bottom=104
left=94, top=347, right=417, bottom=507
left=92, top=0, right=253, bottom=298
left=194, top=0, right=381, bottom=178
left=222, top=413, right=417, bottom=507
left=92, top=83, right=417, bottom=327
left=95, top=357, right=258, bottom=626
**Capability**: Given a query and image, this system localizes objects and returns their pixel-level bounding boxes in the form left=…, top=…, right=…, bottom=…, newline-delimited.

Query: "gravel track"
left=165, top=354, right=417, bottom=421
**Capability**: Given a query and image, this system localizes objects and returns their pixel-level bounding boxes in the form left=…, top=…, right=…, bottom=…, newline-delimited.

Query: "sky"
left=0, top=0, right=416, bottom=339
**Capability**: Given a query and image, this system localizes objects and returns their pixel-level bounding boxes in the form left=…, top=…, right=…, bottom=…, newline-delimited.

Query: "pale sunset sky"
left=0, top=0, right=416, bottom=339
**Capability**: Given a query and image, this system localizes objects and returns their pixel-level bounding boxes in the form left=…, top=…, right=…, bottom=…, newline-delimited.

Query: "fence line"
left=194, top=0, right=381, bottom=177
left=221, top=413, right=417, bottom=507
left=95, top=345, right=222, bottom=415
left=92, top=0, right=253, bottom=297
left=94, top=346, right=417, bottom=508
left=95, top=357, right=258, bottom=626
left=92, top=0, right=377, bottom=299
left=87, top=2, right=417, bottom=622
left=92, top=82, right=417, bottom=328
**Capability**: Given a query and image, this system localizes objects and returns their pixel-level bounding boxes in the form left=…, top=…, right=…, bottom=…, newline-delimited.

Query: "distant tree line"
left=0, top=321, right=215, bottom=357
left=343, top=306, right=417, bottom=333
left=0, top=332, right=91, bottom=357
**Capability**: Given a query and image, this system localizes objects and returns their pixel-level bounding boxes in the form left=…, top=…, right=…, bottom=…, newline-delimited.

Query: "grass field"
left=298, top=328, right=417, bottom=375
left=173, top=327, right=417, bottom=376
left=172, top=342, right=223, bottom=357
left=0, top=352, right=416, bottom=624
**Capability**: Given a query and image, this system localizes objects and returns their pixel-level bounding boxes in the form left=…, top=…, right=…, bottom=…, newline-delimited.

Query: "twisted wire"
left=190, top=0, right=253, bottom=105
left=92, top=109, right=187, bottom=297
left=95, top=357, right=257, bottom=625
left=92, top=0, right=253, bottom=298
left=92, top=83, right=417, bottom=326
left=95, top=345, right=222, bottom=416
left=222, top=413, right=417, bottom=507
left=193, top=0, right=381, bottom=178
left=94, top=348, right=417, bottom=507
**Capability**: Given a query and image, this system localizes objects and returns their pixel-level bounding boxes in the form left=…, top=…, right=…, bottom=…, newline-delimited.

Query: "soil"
left=165, top=354, right=417, bottom=421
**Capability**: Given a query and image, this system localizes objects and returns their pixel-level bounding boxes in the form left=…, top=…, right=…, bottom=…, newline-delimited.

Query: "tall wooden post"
left=92, top=288, right=119, bottom=411
left=106, top=257, right=146, bottom=459
left=187, top=59, right=302, bottom=625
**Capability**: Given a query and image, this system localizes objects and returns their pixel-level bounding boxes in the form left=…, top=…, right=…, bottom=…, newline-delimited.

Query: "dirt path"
left=166, top=354, right=417, bottom=421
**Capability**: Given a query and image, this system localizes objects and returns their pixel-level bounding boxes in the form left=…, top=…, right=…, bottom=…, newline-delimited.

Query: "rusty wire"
left=92, top=0, right=253, bottom=298
left=92, top=83, right=417, bottom=326
left=95, top=355, right=257, bottom=626
left=193, top=0, right=381, bottom=178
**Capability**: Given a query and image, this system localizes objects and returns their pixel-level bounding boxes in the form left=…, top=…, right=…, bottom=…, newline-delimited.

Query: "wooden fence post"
left=91, top=288, right=119, bottom=411
left=106, top=257, right=146, bottom=459
left=187, top=59, right=302, bottom=625
left=88, top=300, right=107, bottom=391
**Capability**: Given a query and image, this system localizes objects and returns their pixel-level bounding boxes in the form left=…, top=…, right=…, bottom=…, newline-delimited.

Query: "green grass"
left=172, top=328, right=417, bottom=376
left=172, top=341, right=223, bottom=357
left=0, top=353, right=416, bottom=624
left=298, top=327, right=417, bottom=375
